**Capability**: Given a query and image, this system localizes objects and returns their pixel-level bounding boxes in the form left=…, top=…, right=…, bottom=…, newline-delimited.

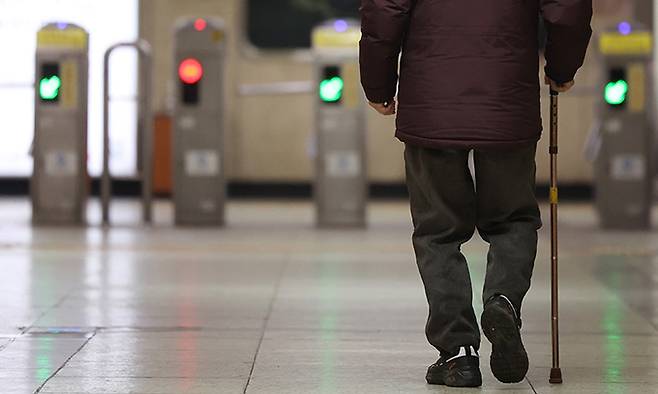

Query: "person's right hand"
left=545, top=76, right=575, bottom=93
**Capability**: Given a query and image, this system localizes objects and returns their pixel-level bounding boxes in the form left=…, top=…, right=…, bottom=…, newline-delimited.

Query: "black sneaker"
left=481, top=294, right=529, bottom=383
left=426, top=346, right=482, bottom=387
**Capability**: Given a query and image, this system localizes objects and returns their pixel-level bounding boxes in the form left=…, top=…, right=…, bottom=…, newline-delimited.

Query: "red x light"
left=179, top=58, right=203, bottom=85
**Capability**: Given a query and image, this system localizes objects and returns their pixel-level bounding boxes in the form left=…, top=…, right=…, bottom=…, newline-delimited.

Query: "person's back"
left=360, top=0, right=592, bottom=148
left=359, top=0, right=592, bottom=388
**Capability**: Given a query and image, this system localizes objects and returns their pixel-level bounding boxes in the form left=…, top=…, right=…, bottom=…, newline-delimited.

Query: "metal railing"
left=101, top=40, right=154, bottom=225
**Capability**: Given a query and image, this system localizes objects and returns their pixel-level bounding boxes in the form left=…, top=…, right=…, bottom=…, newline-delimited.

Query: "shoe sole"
left=426, top=366, right=483, bottom=387
left=481, top=303, right=529, bottom=384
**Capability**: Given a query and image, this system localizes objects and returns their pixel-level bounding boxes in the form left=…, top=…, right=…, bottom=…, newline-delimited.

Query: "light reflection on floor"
left=0, top=198, right=656, bottom=393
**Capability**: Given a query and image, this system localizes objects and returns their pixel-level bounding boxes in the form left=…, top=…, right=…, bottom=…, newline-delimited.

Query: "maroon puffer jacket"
left=359, top=0, right=592, bottom=149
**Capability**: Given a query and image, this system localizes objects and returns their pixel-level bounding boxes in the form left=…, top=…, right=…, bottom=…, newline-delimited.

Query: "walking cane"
left=548, top=88, right=563, bottom=384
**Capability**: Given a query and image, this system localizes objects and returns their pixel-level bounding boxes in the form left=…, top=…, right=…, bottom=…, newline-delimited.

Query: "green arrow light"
left=319, top=76, right=344, bottom=103
left=604, top=80, right=628, bottom=106
left=39, top=76, right=62, bottom=101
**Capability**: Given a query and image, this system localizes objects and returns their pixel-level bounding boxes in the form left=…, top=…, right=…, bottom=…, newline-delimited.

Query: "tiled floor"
left=0, top=198, right=656, bottom=393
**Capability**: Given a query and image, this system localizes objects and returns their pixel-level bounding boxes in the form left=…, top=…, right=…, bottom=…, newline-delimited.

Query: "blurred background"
left=0, top=1, right=657, bottom=394
left=0, top=0, right=649, bottom=197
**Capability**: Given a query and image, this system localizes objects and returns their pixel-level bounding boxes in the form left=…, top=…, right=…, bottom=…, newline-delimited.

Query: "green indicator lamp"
left=39, top=76, right=62, bottom=101
left=604, top=80, right=628, bottom=106
left=319, top=76, right=344, bottom=103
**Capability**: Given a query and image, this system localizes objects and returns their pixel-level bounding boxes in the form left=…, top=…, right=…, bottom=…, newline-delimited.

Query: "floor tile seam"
left=34, top=329, right=98, bottom=394
left=525, top=375, right=539, bottom=394
left=242, top=252, right=292, bottom=394
left=520, top=330, right=658, bottom=337
left=0, top=291, right=75, bottom=353
left=37, top=377, right=243, bottom=380
left=27, top=326, right=265, bottom=334
left=254, top=328, right=423, bottom=334
left=41, top=374, right=249, bottom=379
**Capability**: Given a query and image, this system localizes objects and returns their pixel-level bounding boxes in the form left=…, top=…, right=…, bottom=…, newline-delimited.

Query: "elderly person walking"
left=359, top=0, right=592, bottom=387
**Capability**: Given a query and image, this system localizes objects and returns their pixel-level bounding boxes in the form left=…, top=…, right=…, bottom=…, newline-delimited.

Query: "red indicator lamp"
left=179, top=58, right=204, bottom=84
left=194, top=18, right=207, bottom=32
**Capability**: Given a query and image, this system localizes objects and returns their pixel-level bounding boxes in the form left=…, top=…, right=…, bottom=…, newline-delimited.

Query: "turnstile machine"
left=32, top=23, right=89, bottom=225
left=173, top=17, right=226, bottom=226
left=596, top=22, right=653, bottom=229
left=312, top=20, right=367, bottom=228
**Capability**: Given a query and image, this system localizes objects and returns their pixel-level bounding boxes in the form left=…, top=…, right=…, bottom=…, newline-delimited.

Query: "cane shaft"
left=549, top=91, right=562, bottom=383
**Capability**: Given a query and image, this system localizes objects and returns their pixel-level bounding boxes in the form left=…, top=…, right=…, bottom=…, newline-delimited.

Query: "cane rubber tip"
left=549, top=368, right=563, bottom=384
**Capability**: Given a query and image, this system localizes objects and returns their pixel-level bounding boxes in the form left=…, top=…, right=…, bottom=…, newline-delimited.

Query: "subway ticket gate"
left=32, top=23, right=89, bottom=225
left=101, top=40, right=154, bottom=225
left=172, top=17, right=226, bottom=226
left=596, top=22, right=653, bottom=229
left=312, top=20, right=367, bottom=228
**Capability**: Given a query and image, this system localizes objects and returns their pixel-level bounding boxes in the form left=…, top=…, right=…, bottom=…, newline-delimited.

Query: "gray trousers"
left=404, top=143, right=542, bottom=354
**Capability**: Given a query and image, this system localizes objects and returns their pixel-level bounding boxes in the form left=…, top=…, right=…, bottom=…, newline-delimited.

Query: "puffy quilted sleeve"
left=541, top=0, right=593, bottom=84
left=359, top=0, right=415, bottom=103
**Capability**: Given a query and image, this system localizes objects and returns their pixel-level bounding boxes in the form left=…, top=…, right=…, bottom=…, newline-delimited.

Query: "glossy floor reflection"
left=0, top=198, right=656, bottom=393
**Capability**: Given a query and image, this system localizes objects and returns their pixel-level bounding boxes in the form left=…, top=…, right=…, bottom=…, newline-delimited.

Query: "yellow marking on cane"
left=550, top=187, right=559, bottom=205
